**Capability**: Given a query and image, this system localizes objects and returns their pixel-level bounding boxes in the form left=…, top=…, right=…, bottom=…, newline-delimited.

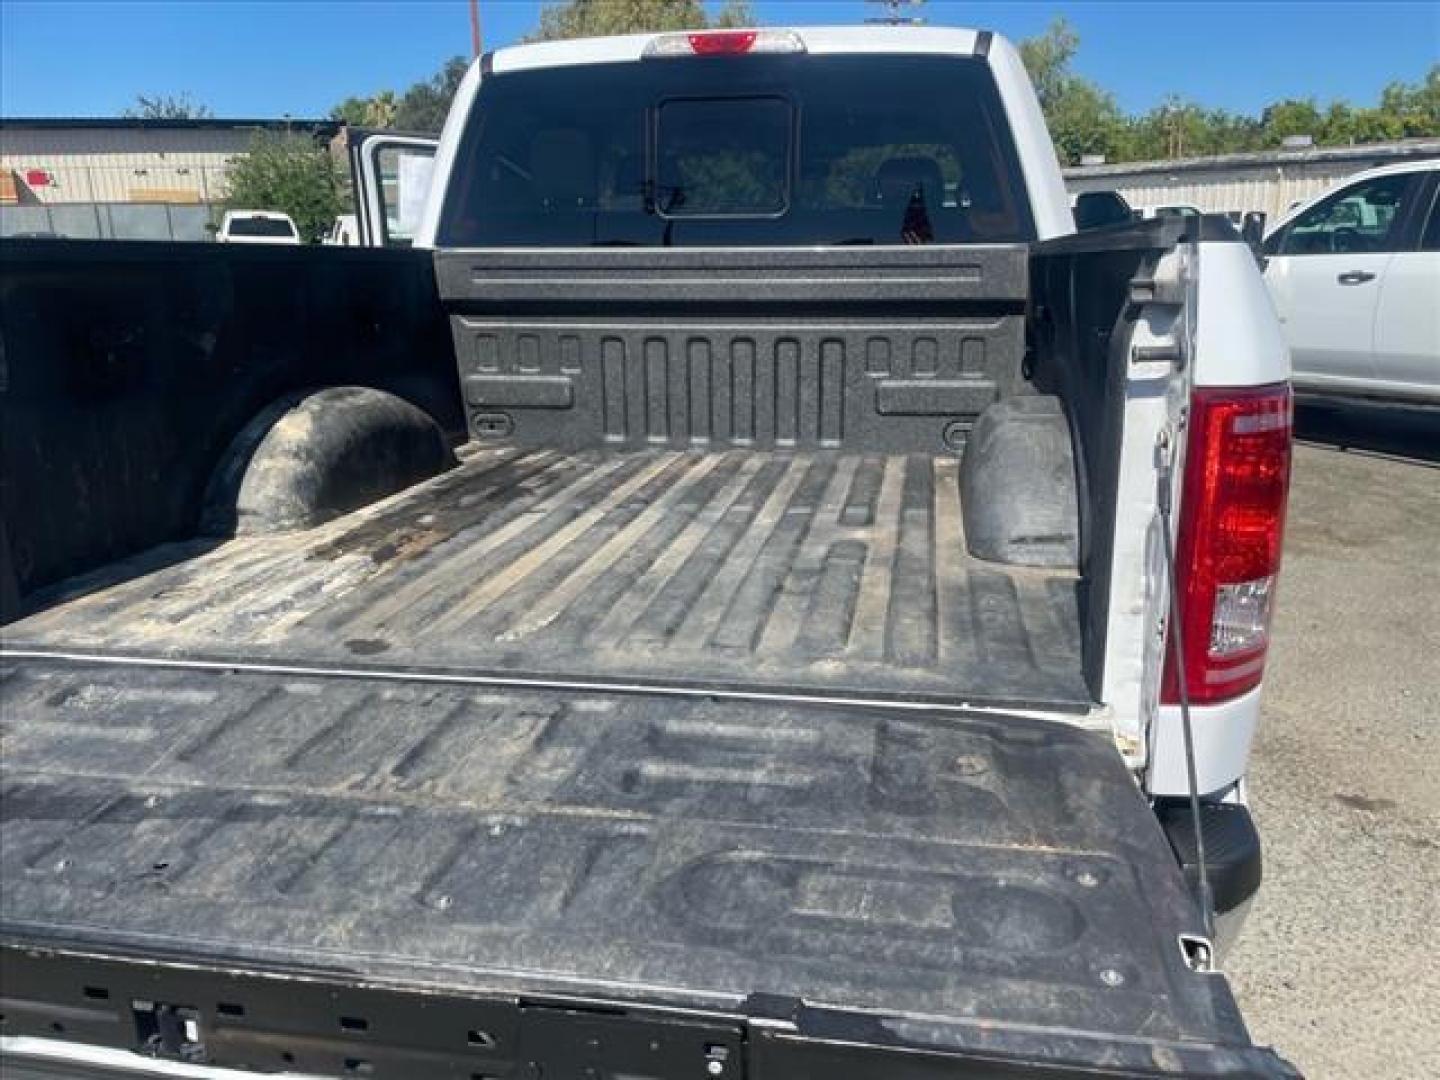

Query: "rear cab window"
left=228, top=216, right=296, bottom=238
left=438, top=54, right=1033, bottom=247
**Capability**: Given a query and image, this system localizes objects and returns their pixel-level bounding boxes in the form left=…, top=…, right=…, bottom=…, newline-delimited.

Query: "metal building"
left=0, top=117, right=338, bottom=239
left=1064, top=137, right=1440, bottom=221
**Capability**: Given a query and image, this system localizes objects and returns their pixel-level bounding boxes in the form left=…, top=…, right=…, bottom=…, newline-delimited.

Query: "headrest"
left=872, top=156, right=944, bottom=207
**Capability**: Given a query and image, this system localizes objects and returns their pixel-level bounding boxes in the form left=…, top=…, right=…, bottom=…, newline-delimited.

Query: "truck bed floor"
left=6, top=447, right=1089, bottom=709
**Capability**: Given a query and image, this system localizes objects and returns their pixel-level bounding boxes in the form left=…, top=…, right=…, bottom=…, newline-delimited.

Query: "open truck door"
left=344, top=127, right=439, bottom=248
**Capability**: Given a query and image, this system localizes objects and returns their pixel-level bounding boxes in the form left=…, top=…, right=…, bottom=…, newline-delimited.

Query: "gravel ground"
left=1226, top=400, right=1440, bottom=1080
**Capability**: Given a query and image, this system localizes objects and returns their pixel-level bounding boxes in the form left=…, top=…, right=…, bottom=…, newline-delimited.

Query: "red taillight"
left=1162, top=383, right=1293, bottom=705
left=645, top=29, right=804, bottom=58
left=24, top=169, right=51, bottom=187
left=685, top=30, right=758, bottom=54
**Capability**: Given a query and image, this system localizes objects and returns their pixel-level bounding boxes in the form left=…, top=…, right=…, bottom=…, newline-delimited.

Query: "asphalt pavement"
left=1226, top=400, right=1440, bottom=1080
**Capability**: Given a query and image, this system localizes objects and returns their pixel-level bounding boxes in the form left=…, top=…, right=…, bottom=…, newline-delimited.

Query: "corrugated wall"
left=1066, top=143, right=1440, bottom=221
left=0, top=128, right=253, bottom=205
left=1, top=156, right=233, bottom=205
left=1069, top=165, right=1365, bottom=219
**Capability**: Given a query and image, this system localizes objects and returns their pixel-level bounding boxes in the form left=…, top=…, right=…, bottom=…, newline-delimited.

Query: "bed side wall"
left=0, top=240, right=461, bottom=621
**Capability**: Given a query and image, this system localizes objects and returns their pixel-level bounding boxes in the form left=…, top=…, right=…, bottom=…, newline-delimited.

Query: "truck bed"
left=0, top=656, right=1286, bottom=1077
left=7, top=445, right=1091, bottom=710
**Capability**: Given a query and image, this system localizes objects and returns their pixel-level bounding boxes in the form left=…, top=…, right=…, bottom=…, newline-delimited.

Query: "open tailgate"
left=0, top=656, right=1296, bottom=1078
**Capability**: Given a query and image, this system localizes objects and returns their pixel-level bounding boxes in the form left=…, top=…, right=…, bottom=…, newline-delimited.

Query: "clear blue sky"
left=2, top=1, right=1436, bottom=120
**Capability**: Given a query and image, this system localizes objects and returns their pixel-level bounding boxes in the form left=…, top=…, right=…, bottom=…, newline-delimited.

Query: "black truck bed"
left=0, top=656, right=1291, bottom=1078
left=6, top=445, right=1090, bottom=710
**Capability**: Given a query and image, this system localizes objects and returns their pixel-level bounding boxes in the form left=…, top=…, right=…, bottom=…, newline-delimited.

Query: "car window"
left=1421, top=183, right=1440, bottom=252
left=1272, top=174, right=1414, bottom=256
left=371, top=146, right=435, bottom=246
left=227, top=216, right=295, bottom=238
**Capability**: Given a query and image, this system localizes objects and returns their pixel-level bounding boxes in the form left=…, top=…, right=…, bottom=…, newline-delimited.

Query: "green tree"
left=528, top=0, right=754, bottom=42
left=1018, top=16, right=1081, bottom=116
left=1261, top=98, right=1325, bottom=145
left=122, top=93, right=213, bottom=120
left=1377, top=65, right=1440, bottom=137
left=1203, top=109, right=1264, bottom=155
left=1122, top=97, right=1255, bottom=160
left=1018, top=17, right=1126, bottom=164
left=1320, top=101, right=1401, bottom=145
left=393, top=56, right=469, bottom=132
left=1047, top=79, right=1127, bottom=164
left=1020, top=19, right=1437, bottom=165
left=329, top=96, right=374, bottom=126
left=330, top=90, right=401, bottom=128
left=224, top=132, right=346, bottom=243
left=362, top=90, right=399, bottom=128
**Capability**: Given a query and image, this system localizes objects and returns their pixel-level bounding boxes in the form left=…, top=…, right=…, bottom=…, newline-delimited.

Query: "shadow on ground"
left=1294, top=395, right=1440, bottom=464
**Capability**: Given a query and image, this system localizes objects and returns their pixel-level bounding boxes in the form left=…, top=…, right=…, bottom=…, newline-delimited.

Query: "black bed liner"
left=0, top=656, right=1294, bottom=1078
left=7, top=445, right=1090, bottom=710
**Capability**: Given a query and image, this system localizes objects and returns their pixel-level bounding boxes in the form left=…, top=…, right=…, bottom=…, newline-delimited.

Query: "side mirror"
left=1074, top=190, right=1134, bottom=231
left=1241, top=211, right=1268, bottom=267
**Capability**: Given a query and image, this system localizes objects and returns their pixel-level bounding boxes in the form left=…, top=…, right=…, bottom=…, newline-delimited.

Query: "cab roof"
left=489, top=25, right=987, bottom=74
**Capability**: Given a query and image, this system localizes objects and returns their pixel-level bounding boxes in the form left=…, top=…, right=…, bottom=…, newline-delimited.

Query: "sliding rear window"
left=228, top=216, right=295, bottom=238
left=438, top=54, right=1033, bottom=246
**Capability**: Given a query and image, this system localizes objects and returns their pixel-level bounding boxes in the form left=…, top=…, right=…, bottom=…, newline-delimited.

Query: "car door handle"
left=1337, top=271, right=1377, bottom=285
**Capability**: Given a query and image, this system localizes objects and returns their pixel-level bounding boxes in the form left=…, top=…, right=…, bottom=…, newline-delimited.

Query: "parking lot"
left=1228, top=401, right=1440, bottom=1080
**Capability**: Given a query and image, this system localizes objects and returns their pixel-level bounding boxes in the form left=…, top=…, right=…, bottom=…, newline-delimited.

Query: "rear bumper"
left=1148, top=687, right=1262, bottom=796
left=1155, top=798, right=1264, bottom=917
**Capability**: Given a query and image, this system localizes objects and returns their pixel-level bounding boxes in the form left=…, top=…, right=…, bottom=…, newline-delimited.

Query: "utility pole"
left=469, top=0, right=483, bottom=58
left=865, top=0, right=925, bottom=25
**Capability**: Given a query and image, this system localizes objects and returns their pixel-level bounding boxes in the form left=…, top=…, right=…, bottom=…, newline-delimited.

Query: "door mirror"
left=1074, top=190, right=1134, bottom=231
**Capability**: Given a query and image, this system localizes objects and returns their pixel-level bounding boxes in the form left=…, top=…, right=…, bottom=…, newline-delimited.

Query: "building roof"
left=1063, top=137, right=1440, bottom=180
left=0, top=117, right=340, bottom=134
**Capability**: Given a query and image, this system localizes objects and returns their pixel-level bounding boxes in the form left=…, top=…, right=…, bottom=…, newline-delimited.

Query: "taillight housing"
left=643, top=29, right=805, bottom=58
left=686, top=30, right=758, bottom=54
left=1162, top=383, right=1293, bottom=705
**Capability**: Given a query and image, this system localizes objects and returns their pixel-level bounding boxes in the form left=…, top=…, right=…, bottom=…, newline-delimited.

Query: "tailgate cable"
left=1156, top=433, right=1217, bottom=942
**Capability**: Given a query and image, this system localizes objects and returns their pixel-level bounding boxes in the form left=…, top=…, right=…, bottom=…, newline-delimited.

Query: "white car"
left=215, top=209, right=301, bottom=245
left=1262, top=159, right=1440, bottom=403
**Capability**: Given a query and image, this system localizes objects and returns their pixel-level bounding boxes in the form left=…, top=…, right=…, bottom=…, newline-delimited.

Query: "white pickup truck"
left=215, top=209, right=302, bottom=245
left=0, top=26, right=1297, bottom=1079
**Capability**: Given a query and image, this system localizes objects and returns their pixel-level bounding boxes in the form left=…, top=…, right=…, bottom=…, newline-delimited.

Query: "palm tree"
left=364, top=91, right=398, bottom=129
